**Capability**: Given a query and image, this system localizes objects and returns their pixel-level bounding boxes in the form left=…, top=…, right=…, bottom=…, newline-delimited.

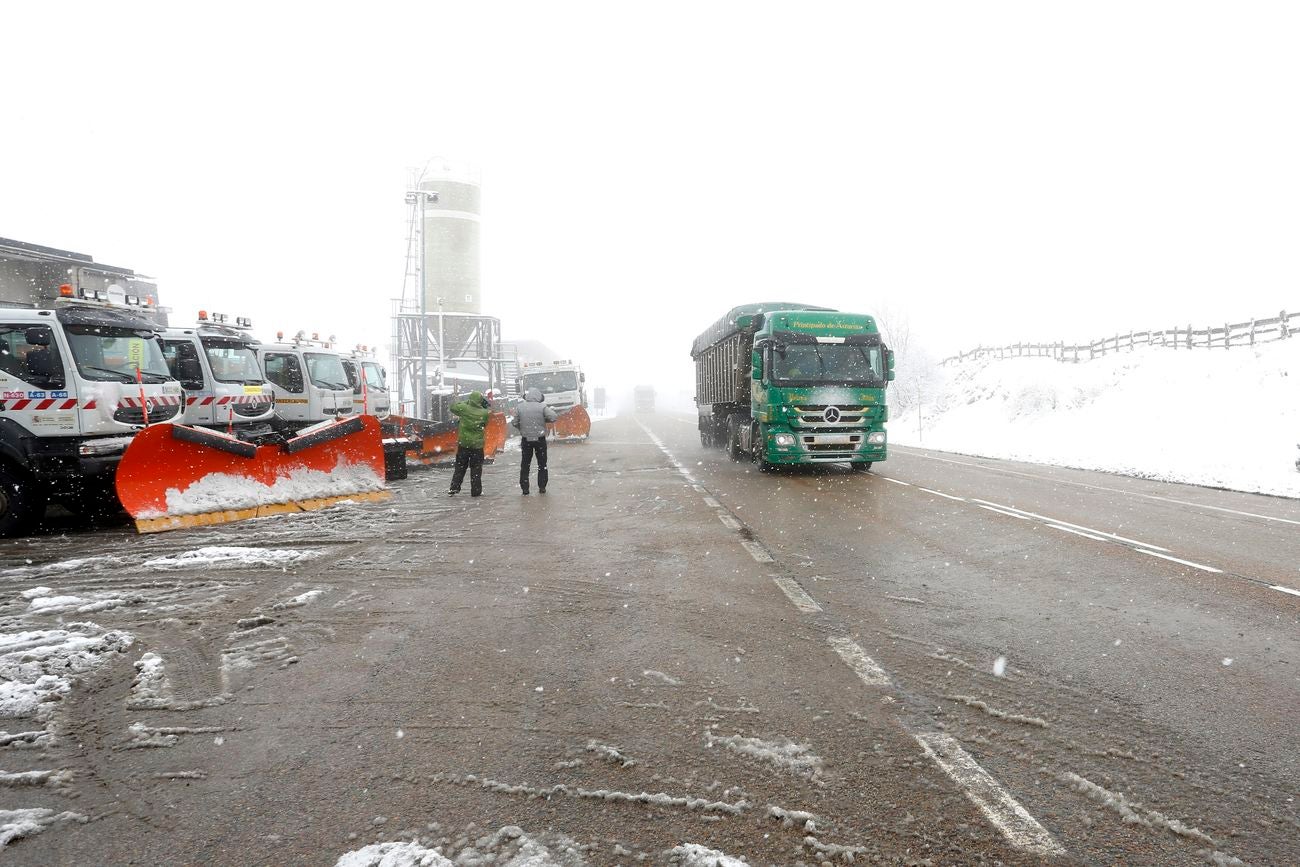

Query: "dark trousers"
left=520, top=437, right=548, bottom=493
left=450, top=446, right=484, bottom=496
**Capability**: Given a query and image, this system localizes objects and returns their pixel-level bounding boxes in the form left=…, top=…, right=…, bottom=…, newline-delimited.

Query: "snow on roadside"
left=143, top=547, right=322, bottom=570
left=0, top=807, right=86, bottom=848
left=335, top=825, right=585, bottom=867
left=894, top=339, right=1300, bottom=497
left=0, top=625, right=133, bottom=720
left=336, top=841, right=452, bottom=867
left=0, top=556, right=124, bottom=580
left=668, top=843, right=749, bottom=866
left=704, top=731, right=824, bottom=782
left=268, top=589, right=327, bottom=611
left=142, top=460, right=384, bottom=518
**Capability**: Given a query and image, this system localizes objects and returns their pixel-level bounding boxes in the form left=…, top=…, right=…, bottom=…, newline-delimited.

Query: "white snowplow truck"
left=0, top=237, right=181, bottom=533
left=257, top=332, right=355, bottom=435
left=161, top=312, right=275, bottom=440
left=518, top=359, right=586, bottom=413
left=340, top=347, right=391, bottom=418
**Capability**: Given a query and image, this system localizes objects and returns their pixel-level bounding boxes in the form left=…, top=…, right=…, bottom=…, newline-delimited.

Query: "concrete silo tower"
left=393, top=162, right=511, bottom=419
left=418, top=166, right=481, bottom=314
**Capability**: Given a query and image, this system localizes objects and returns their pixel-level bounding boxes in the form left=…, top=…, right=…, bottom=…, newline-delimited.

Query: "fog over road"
left=2, top=413, right=1296, bottom=865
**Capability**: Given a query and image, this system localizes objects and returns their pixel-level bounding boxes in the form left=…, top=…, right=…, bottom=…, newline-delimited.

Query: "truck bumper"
left=762, top=427, right=886, bottom=465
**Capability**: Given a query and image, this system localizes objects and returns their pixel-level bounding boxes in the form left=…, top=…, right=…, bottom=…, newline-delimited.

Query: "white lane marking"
left=914, top=732, right=1065, bottom=857
left=692, top=485, right=707, bottom=494
left=717, top=513, right=741, bottom=531
left=897, top=447, right=1300, bottom=528
left=919, top=487, right=965, bottom=502
left=882, top=477, right=912, bottom=486
left=773, top=576, right=822, bottom=613
left=1049, top=524, right=1108, bottom=543
left=970, top=499, right=1170, bottom=552
left=1140, top=550, right=1223, bottom=574
left=740, top=539, right=774, bottom=563
left=702, top=496, right=721, bottom=508
left=827, top=636, right=891, bottom=686
left=1271, top=584, right=1300, bottom=598
left=978, top=504, right=1031, bottom=520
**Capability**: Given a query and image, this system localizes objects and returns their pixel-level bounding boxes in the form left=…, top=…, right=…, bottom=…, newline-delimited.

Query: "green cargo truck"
left=691, top=303, right=895, bottom=471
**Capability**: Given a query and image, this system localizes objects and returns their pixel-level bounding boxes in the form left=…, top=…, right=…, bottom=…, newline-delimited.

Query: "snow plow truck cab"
left=257, top=332, right=355, bottom=435
left=161, top=312, right=275, bottom=440
left=340, top=347, right=391, bottom=419
left=0, top=237, right=182, bottom=533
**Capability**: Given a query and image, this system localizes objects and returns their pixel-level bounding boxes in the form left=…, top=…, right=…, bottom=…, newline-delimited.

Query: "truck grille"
left=114, top=403, right=180, bottom=425
left=233, top=402, right=272, bottom=418
left=794, top=405, right=870, bottom=426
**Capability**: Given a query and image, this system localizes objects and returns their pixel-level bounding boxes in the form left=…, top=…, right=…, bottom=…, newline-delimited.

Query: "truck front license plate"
left=814, top=434, right=854, bottom=445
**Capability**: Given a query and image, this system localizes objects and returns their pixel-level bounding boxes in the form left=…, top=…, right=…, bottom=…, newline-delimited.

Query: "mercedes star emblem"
left=823, top=405, right=841, bottom=423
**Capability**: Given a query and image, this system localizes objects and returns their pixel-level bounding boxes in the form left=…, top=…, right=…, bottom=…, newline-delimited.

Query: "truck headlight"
left=774, top=433, right=795, bottom=447
left=867, top=431, right=887, bottom=445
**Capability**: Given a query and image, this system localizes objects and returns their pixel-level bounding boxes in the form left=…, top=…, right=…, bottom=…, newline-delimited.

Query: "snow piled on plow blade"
left=144, top=459, right=385, bottom=518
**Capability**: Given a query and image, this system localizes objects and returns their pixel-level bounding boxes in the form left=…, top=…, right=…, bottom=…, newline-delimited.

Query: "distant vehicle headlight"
left=867, top=431, right=887, bottom=445
left=774, top=433, right=795, bottom=447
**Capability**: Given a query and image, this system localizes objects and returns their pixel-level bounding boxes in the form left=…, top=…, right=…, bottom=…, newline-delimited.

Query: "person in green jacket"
left=448, top=390, right=492, bottom=497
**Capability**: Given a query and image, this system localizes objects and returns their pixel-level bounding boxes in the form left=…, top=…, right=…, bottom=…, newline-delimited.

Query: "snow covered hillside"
left=892, top=337, right=1300, bottom=497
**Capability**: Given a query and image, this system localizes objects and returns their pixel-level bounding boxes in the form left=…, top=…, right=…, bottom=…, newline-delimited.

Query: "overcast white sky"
left=3, top=2, right=1297, bottom=400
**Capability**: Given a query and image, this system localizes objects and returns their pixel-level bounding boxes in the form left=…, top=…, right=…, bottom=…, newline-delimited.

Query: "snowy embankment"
left=893, top=338, right=1300, bottom=497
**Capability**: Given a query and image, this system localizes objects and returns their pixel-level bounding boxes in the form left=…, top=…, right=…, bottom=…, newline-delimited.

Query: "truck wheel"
left=0, top=465, right=40, bottom=537
left=727, top=416, right=743, bottom=462
left=752, top=422, right=776, bottom=472
left=850, top=461, right=873, bottom=473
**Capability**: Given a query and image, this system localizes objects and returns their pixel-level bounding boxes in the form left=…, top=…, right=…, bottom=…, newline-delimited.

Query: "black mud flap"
left=171, top=424, right=258, bottom=459
left=284, top=416, right=366, bottom=455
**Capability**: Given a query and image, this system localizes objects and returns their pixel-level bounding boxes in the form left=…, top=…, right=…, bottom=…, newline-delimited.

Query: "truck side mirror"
left=751, top=349, right=762, bottom=380
left=885, top=348, right=896, bottom=382
left=177, top=356, right=204, bottom=390
left=579, top=372, right=585, bottom=383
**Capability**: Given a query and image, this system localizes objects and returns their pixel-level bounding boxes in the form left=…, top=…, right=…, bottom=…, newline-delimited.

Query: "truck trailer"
left=691, top=303, right=894, bottom=471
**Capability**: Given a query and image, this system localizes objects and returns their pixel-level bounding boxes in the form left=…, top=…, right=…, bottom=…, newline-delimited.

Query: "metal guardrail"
left=940, top=309, right=1299, bottom=366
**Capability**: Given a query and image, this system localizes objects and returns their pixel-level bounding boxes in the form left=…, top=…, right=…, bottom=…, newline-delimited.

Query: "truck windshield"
left=202, top=339, right=263, bottom=384
left=772, top=343, right=884, bottom=386
left=522, top=371, right=578, bottom=394
left=65, top=325, right=171, bottom=383
left=304, top=352, right=349, bottom=390
left=360, top=361, right=387, bottom=390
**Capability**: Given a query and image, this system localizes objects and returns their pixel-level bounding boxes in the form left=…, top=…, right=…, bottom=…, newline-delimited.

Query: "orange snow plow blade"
left=399, top=411, right=508, bottom=466
left=115, top=416, right=389, bottom=534
left=549, top=405, right=591, bottom=440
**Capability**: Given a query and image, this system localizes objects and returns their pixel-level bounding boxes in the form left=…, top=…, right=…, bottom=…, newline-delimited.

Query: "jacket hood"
left=468, top=390, right=483, bottom=402
left=525, top=388, right=545, bottom=402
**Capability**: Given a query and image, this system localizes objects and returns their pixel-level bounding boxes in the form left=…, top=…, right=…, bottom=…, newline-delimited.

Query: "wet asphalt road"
left=0, top=412, right=1296, bottom=865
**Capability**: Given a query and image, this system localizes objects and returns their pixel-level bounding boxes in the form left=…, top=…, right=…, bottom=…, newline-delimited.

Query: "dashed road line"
left=772, top=576, right=822, bottom=613
left=717, top=513, right=741, bottom=531
left=881, top=477, right=911, bottom=486
left=1049, top=524, right=1108, bottom=543
left=1271, top=584, right=1300, bottom=598
left=702, top=496, right=721, bottom=508
left=970, top=499, right=1169, bottom=551
left=914, top=732, right=1066, bottom=858
left=827, top=636, right=891, bottom=686
left=918, top=487, right=965, bottom=502
left=1140, top=550, right=1223, bottom=574
left=740, top=539, right=774, bottom=563
left=977, top=504, right=1031, bottom=520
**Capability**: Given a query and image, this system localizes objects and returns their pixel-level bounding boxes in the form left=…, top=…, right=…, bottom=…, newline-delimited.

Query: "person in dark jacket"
left=512, top=387, right=558, bottom=495
left=449, top=390, right=492, bottom=497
